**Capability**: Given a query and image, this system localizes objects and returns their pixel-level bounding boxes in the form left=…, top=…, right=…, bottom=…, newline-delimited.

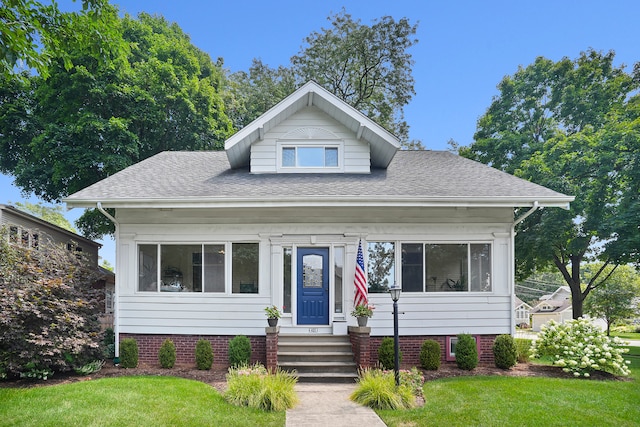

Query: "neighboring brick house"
left=0, top=204, right=114, bottom=328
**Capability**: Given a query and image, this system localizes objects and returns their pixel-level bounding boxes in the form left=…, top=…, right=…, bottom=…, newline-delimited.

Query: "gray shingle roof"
left=64, top=150, right=573, bottom=208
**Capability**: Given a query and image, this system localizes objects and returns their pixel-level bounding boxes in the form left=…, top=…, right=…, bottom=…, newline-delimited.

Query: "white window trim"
left=276, top=140, right=344, bottom=173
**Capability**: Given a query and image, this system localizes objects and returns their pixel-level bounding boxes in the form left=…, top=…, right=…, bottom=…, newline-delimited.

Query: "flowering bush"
left=350, top=303, right=375, bottom=318
left=264, top=305, right=282, bottom=318
left=532, top=318, right=630, bottom=377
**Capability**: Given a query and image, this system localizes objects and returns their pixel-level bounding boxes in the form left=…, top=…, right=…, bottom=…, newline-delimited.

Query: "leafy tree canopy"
left=0, top=0, right=124, bottom=79
left=461, top=49, right=640, bottom=318
left=229, top=10, right=421, bottom=147
left=0, top=12, right=233, bottom=238
left=13, top=201, right=76, bottom=232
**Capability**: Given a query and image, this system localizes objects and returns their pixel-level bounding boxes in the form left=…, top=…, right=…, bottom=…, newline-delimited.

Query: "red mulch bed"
left=1, top=361, right=629, bottom=390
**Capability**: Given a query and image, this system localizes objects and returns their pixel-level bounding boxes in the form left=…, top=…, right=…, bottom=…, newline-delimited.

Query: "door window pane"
left=425, top=244, right=468, bottom=292
left=303, top=254, right=323, bottom=288
left=470, top=244, right=491, bottom=292
left=401, top=243, right=423, bottom=292
left=367, top=242, right=395, bottom=293
left=232, top=243, right=259, bottom=293
left=138, top=245, right=158, bottom=292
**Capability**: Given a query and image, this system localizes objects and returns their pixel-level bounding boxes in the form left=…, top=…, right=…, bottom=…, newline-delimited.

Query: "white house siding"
left=114, top=206, right=514, bottom=338
left=250, top=106, right=370, bottom=174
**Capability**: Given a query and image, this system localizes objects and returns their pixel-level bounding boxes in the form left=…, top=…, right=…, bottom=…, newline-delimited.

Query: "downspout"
left=510, top=201, right=541, bottom=335
left=97, top=202, right=120, bottom=361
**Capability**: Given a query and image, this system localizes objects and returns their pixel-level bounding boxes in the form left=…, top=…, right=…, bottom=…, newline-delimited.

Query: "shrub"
left=350, top=368, right=415, bottom=410
left=0, top=229, right=103, bottom=376
left=420, top=339, right=441, bottom=370
left=455, top=334, right=478, bottom=370
left=225, top=363, right=298, bottom=411
left=515, top=338, right=532, bottom=363
left=532, top=318, right=631, bottom=377
left=74, top=360, right=105, bottom=376
left=228, top=335, right=252, bottom=368
left=158, top=339, right=176, bottom=368
left=493, top=334, right=517, bottom=369
left=119, top=338, right=139, bottom=368
left=378, top=337, right=402, bottom=370
left=195, top=339, right=214, bottom=370
left=102, top=328, right=115, bottom=360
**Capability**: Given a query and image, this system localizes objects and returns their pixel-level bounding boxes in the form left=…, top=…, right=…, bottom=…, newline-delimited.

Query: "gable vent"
left=281, top=127, right=339, bottom=140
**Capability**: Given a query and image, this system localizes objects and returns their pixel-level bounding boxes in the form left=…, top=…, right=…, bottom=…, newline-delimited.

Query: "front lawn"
left=377, top=373, right=640, bottom=427
left=612, top=331, right=640, bottom=340
left=0, top=376, right=283, bottom=427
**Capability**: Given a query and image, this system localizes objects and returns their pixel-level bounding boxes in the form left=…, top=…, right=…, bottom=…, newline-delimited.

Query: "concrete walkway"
left=286, top=383, right=387, bottom=427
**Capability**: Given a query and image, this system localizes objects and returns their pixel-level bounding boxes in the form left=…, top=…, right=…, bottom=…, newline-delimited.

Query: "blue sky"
left=1, top=0, right=639, bottom=267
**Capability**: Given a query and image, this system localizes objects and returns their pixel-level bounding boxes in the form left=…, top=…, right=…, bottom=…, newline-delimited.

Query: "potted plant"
left=264, top=305, right=282, bottom=327
left=350, top=303, right=374, bottom=327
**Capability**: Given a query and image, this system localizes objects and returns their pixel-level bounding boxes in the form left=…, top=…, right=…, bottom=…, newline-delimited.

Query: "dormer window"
left=277, top=141, right=343, bottom=173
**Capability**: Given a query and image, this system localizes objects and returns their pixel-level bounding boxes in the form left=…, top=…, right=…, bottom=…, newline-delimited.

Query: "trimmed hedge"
left=158, top=339, right=176, bottom=369
left=119, top=338, right=139, bottom=368
left=493, top=334, right=517, bottom=369
left=195, top=339, right=214, bottom=370
left=378, top=337, right=402, bottom=370
left=455, top=334, right=478, bottom=370
left=228, top=335, right=252, bottom=368
left=420, top=339, right=441, bottom=370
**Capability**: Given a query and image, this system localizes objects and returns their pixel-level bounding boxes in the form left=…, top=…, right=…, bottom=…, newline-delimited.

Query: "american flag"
left=354, top=239, right=368, bottom=307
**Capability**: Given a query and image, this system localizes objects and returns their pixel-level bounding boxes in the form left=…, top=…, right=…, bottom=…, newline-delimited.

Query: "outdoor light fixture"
left=389, top=284, right=401, bottom=386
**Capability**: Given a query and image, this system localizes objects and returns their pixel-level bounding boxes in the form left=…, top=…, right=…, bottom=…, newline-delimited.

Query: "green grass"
left=612, top=332, right=640, bottom=340
left=0, top=376, right=283, bottom=427
left=377, top=348, right=640, bottom=427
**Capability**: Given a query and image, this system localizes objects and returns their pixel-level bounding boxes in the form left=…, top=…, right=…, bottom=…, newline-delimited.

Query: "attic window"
left=282, top=146, right=339, bottom=168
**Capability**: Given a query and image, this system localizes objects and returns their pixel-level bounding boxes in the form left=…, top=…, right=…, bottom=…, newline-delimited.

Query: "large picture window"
left=137, top=243, right=259, bottom=293
left=366, top=241, right=492, bottom=293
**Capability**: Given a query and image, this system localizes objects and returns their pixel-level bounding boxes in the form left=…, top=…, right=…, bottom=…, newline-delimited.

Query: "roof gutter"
left=96, top=202, right=120, bottom=362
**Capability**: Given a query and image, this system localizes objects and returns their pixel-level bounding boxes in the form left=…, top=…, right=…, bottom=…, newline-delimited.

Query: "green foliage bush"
left=455, top=334, right=478, bottom=370
left=225, top=363, right=298, bottom=411
left=195, top=339, right=213, bottom=370
left=377, top=337, right=402, bottom=370
left=158, top=339, right=176, bottom=369
left=228, top=335, right=252, bottom=368
left=119, top=338, right=139, bottom=368
left=515, top=338, right=532, bottom=363
left=0, top=228, right=103, bottom=377
left=420, top=339, right=441, bottom=370
left=74, top=360, right=105, bottom=376
left=493, top=334, right=518, bottom=369
left=350, top=368, right=415, bottom=410
left=532, top=318, right=631, bottom=377
left=102, top=328, right=115, bottom=360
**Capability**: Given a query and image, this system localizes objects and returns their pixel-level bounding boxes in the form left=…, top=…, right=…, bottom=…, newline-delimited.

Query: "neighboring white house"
left=0, top=204, right=114, bottom=328
left=64, top=81, right=573, bottom=367
left=514, top=297, right=533, bottom=327
left=530, top=286, right=573, bottom=331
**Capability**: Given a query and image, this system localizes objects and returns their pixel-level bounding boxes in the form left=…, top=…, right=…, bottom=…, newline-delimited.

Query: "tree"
left=584, top=263, right=640, bottom=336
left=1, top=0, right=123, bottom=79
left=13, top=201, right=76, bottom=232
left=461, top=49, right=640, bottom=318
left=230, top=10, right=422, bottom=147
left=0, top=13, right=233, bottom=238
left=292, top=10, right=418, bottom=143
left=0, top=227, right=103, bottom=377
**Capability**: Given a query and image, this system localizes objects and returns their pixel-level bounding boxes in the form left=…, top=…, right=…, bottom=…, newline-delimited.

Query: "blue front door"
left=297, top=247, right=329, bottom=325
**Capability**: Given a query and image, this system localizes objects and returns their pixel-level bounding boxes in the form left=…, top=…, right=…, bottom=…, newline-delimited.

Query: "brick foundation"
left=120, top=333, right=266, bottom=367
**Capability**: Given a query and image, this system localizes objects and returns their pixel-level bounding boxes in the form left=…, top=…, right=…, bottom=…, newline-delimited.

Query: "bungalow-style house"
left=64, top=81, right=573, bottom=373
left=0, top=204, right=115, bottom=328
left=514, top=296, right=532, bottom=328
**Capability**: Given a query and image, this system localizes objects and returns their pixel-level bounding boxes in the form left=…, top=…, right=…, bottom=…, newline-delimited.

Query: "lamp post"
left=389, top=285, right=401, bottom=387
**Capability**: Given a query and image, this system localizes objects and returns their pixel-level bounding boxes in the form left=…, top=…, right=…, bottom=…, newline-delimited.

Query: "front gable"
left=225, top=81, right=399, bottom=172
left=250, top=105, right=371, bottom=174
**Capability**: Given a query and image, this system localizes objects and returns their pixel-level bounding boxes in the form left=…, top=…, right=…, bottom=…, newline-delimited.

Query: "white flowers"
left=531, top=318, right=631, bottom=377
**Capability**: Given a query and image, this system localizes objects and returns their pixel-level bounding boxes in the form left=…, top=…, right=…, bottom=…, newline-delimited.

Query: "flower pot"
left=268, top=317, right=278, bottom=327
left=357, top=316, right=368, bottom=327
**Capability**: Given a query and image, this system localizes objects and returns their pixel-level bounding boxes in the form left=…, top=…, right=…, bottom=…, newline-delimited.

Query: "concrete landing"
left=286, top=383, right=387, bottom=427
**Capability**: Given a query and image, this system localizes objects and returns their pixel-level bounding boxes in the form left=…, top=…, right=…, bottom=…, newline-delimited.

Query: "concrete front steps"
left=277, top=334, right=358, bottom=383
